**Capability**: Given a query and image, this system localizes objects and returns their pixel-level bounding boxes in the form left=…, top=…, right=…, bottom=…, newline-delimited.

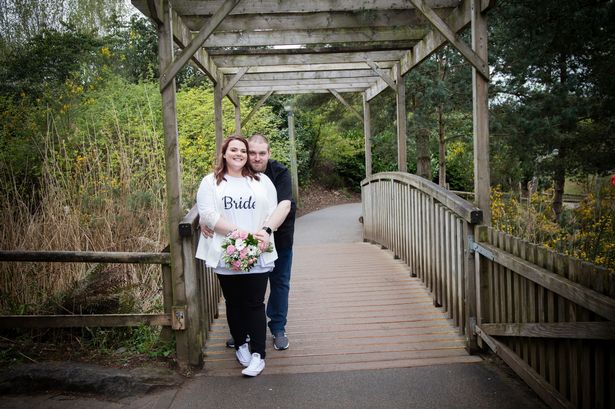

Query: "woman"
left=196, top=135, right=278, bottom=377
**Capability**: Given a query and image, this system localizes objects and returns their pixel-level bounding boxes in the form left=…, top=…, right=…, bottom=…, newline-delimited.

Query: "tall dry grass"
left=0, top=83, right=168, bottom=314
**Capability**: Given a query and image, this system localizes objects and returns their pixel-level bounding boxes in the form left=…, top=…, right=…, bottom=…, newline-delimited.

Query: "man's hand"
left=200, top=223, right=214, bottom=239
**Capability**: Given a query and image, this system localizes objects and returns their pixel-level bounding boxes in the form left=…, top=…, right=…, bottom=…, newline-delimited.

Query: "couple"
left=196, top=134, right=296, bottom=377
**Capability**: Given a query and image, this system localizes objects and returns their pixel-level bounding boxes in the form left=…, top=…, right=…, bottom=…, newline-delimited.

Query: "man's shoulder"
left=266, top=159, right=289, bottom=179
left=267, top=159, right=288, bottom=173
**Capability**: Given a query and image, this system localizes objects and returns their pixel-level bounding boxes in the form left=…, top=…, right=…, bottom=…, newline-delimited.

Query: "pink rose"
left=233, top=260, right=242, bottom=270
left=230, top=230, right=240, bottom=239
left=239, top=231, right=248, bottom=240
left=226, top=245, right=236, bottom=255
left=239, top=249, right=248, bottom=259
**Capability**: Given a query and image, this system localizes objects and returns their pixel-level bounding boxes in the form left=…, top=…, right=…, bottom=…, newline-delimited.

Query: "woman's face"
left=223, top=139, right=248, bottom=171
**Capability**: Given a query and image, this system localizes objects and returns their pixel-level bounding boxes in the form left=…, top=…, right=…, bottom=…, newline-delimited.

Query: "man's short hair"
left=248, top=134, right=270, bottom=148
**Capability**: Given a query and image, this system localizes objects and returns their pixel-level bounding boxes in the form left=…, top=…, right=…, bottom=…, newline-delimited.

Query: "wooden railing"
left=0, top=250, right=172, bottom=328
left=473, top=227, right=615, bottom=409
left=178, top=205, right=222, bottom=361
left=361, top=172, right=483, bottom=349
left=0, top=205, right=221, bottom=369
left=361, top=171, right=615, bottom=409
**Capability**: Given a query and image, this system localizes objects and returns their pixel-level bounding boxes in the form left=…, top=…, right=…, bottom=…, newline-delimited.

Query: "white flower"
left=235, top=239, right=246, bottom=251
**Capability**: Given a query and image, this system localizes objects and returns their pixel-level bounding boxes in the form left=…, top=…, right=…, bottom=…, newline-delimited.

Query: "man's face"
left=248, top=141, right=270, bottom=172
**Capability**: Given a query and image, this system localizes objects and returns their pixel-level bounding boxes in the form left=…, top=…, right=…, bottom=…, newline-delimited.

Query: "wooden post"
left=214, top=80, right=224, bottom=157
left=363, top=93, right=372, bottom=177
left=287, top=109, right=300, bottom=206
left=235, top=104, right=241, bottom=135
left=471, top=0, right=491, bottom=224
left=157, top=0, right=189, bottom=368
left=395, top=63, right=407, bottom=173
left=464, top=221, right=479, bottom=353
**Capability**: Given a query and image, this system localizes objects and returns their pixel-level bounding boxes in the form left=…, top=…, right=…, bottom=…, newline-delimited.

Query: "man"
left=212, top=134, right=296, bottom=350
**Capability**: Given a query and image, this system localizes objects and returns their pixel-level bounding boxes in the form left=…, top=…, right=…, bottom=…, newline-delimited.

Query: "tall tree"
left=0, top=0, right=127, bottom=44
left=490, top=0, right=615, bottom=221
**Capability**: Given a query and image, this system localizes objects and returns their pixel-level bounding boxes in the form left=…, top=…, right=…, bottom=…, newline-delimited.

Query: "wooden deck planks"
left=202, top=242, right=481, bottom=376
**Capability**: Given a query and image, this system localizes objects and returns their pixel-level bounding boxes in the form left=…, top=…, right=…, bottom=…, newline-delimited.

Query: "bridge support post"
left=363, top=93, right=372, bottom=178
left=471, top=0, right=491, bottom=224
left=157, top=0, right=208, bottom=368
left=395, top=63, right=407, bottom=173
left=464, top=221, right=480, bottom=354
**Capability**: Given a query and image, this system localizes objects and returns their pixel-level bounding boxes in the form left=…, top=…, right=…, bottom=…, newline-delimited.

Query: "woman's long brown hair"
left=214, top=135, right=260, bottom=185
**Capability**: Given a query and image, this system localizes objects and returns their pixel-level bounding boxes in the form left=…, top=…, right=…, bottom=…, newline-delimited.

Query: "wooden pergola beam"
left=213, top=51, right=408, bottom=68
left=166, top=0, right=462, bottom=15
left=160, top=0, right=240, bottom=91
left=408, top=0, right=489, bottom=79
left=179, top=9, right=444, bottom=32
left=238, top=88, right=366, bottom=96
left=145, top=0, right=239, bottom=110
left=365, top=60, right=396, bottom=90
left=329, top=89, right=364, bottom=123
left=365, top=0, right=495, bottom=101
left=220, top=62, right=396, bottom=75
left=203, top=26, right=426, bottom=48
left=241, top=90, right=274, bottom=127
left=237, top=77, right=379, bottom=87
left=238, top=69, right=378, bottom=81
left=235, top=83, right=372, bottom=94
left=221, top=66, right=249, bottom=98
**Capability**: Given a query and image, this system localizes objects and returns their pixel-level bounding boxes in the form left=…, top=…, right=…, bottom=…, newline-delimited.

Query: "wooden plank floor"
left=202, top=242, right=482, bottom=376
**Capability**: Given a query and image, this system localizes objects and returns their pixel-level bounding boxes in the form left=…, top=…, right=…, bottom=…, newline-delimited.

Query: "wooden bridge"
left=2, top=2, right=614, bottom=408
left=179, top=173, right=614, bottom=409
left=2, top=173, right=614, bottom=409
left=203, top=241, right=481, bottom=376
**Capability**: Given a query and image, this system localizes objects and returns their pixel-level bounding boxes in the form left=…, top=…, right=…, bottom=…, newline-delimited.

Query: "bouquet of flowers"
left=221, top=230, right=272, bottom=272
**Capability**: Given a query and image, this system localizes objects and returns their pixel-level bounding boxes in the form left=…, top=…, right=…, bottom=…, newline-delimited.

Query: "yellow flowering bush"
left=490, top=183, right=615, bottom=270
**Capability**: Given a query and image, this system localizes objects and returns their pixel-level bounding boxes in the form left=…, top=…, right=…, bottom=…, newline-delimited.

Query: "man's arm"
left=264, top=199, right=291, bottom=231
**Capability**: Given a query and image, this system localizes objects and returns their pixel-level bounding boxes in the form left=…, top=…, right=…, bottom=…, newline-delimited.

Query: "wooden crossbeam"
left=237, top=78, right=378, bottom=87
left=365, top=60, right=396, bottom=90
left=329, top=89, right=364, bottom=123
left=475, top=327, right=574, bottom=409
left=236, top=83, right=372, bottom=94
left=204, top=27, right=426, bottom=48
left=167, top=0, right=461, bottom=15
left=220, top=62, right=396, bottom=75
left=0, top=314, right=171, bottom=328
left=238, top=88, right=366, bottom=96
left=480, top=322, right=615, bottom=340
left=180, top=9, right=433, bottom=32
left=0, top=250, right=170, bottom=265
left=408, top=0, right=488, bottom=79
left=221, top=66, right=249, bottom=98
left=213, top=50, right=407, bottom=68
left=160, top=0, right=240, bottom=91
left=366, top=0, right=494, bottom=101
left=241, top=90, right=274, bottom=127
left=239, top=69, right=377, bottom=81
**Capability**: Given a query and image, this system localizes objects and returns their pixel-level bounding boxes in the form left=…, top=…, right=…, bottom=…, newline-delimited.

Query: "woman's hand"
left=200, top=223, right=214, bottom=238
left=253, top=229, right=271, bottom=252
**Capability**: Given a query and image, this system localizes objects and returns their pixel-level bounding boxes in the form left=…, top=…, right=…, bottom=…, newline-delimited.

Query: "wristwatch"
left=262, top=226, right=272, bottom=235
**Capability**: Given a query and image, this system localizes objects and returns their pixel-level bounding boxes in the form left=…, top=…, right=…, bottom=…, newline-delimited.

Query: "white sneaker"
left=236, top=343, right=251, bottom=367
left=241, top=353, right=265, bottom=377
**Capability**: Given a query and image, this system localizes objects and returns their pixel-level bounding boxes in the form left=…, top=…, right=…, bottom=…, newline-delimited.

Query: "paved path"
left=0, top=203, right=547, bottom=409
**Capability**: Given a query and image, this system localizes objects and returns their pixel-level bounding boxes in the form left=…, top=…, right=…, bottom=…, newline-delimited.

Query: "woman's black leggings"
left=217, top=272, right=269, bottom=358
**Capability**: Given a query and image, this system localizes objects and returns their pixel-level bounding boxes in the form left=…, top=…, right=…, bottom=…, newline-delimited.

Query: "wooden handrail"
left=362, top=172, right=482, bottom=224
left=0, top=250, right=170, bottom=265
left=179, top=204, right=199, bottom=237
left=477, top=241, right=615, bottom=321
